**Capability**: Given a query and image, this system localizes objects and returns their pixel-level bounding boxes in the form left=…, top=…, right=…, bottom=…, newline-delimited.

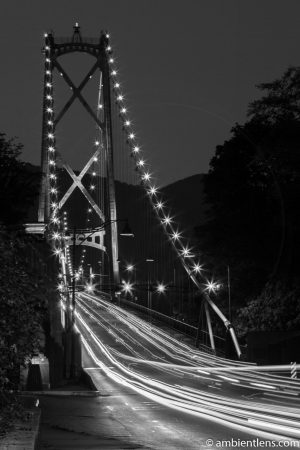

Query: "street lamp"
left=146, top=258, right=154, bottom=321
left=68, top=219, right=134, bottom=317
left=63, top=218, right=133, bottom=379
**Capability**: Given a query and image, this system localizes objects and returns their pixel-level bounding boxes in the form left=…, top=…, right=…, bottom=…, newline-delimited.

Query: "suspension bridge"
left=26, top=25, right=300, bottom=444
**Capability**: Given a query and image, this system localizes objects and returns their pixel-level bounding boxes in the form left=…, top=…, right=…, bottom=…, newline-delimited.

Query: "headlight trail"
left=78, top=314, right=300, bottom=442
left=75, top=292, right=300, bottom=440
left=78, top=293, right=300, bottom=392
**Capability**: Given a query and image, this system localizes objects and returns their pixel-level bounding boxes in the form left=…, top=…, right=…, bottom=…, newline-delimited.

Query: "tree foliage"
left=0, top=228, right=48, bottom=424
left=237, top=280, right=300, bottom=333
left=0, top=133, right=41, bottom=225
left=0, top=134, right=51, bottom=433
left=197, top=67, right=300, bottom=330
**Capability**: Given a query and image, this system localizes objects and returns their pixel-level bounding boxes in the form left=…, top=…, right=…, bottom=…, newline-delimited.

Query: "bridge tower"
left=38, top=24, right=119, bottom=284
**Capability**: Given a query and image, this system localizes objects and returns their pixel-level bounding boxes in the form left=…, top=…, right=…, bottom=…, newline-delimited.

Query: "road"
left=75, top=292, right=300, bottom=449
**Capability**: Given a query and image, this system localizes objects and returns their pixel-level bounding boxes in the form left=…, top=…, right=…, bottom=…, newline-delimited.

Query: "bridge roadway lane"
left=75, top=292, right=300, bottom=449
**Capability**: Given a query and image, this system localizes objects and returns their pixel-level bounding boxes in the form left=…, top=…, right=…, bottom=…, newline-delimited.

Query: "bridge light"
left=133, top=146, right=140, bottom=153
left=97, top=104, right=103, bottom=109
left=121, top=107, right=127, bottom=113
left=171, top=231, right=181, bottom=241
left=49, top=174, right=56, bottom=179
left=48, top=120, right=53, bottom=125
left=45, top=58, right=50, bottom=63
left=122, top=281, right=133, bottom=294
left=109, top=58, right=114, bottom=64
left=193, top=263, right=203, bottom=273
left=126, top=264, right=134, bottom=272
left=204, top=280, right=221, bottom=293
left=125, top=120, right=131, bottom=126
left=46, top=82, right=52, bottom=87
left=95, top=140, right=100, bottom=146
left=46, top=95, right=52, bottom=100
left=46, top=107, right=53, bottom=113
left=111, top=70, right=117, bottom=76
left=114, top=82, right=120, bottom=88
left=142, top=172, right=151, bottom=181
left=46, top=70, right=51, bottom=75
left=155, top=201, right=164, bottom=209
left=49, top=160, right=55, bottom=166
left=117, top=95, right=123, bottom=101
left=162, top=215, right=172, bottom=225
left=106, top=46, right=112, bottom=51
left=45, top=46, right=50, bottom=51
left=137, top=159, right=145, bottom=167
left=182, top=247, right=192, bottom=257
left=48, top=146, right=55, bottom=152
left=48, top=133, right=54, bottom=139
left=128, top=133, right=135, bottom=140
left=156, top=283, right=167, bottom=294
left=85, top=283, right=95, bottom=293
left=149, top=186, right=157, bottom=195
left=90, top=184, right=95, bottom=190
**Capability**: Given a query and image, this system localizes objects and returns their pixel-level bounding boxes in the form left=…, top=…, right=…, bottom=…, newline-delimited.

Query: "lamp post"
left=64, top=218, right=134, bottom=379
left=146, top=258, right=154, bottom=322
left=69, top=219, right=133, bottom=312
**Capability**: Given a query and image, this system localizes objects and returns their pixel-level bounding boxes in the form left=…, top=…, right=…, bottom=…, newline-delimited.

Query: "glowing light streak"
left=76, top=306, right=300, bottom=441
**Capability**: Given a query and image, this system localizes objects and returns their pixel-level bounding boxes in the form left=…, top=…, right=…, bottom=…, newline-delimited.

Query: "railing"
left=118, top=297, right=228, bottom=356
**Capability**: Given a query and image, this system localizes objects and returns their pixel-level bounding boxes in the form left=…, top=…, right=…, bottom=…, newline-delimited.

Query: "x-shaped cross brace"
left=51, top=58, right=105, bottom=221
left=58, top=149, right=105, bottom=221
left=53, top=59, right=104, bottom=130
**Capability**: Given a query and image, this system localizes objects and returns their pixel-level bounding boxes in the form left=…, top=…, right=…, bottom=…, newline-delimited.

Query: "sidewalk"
left=37, top=390, right=144, bottom=449
left=0, top=397, right=40, bottom=450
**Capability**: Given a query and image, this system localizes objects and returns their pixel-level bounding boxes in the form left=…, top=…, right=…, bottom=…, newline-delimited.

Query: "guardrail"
left=118, top=297, right=228, bottom=355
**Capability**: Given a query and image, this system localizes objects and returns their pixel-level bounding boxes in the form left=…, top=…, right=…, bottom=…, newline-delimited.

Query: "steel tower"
left=38, top=24, right=119, bottom=284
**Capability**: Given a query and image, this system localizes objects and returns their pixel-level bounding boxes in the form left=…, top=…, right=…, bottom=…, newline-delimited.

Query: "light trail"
left=78, top=293, right=300, bottom=392
left=79, top=317, right=300, bottom=442
left=75, top=293, right=300, bottom=440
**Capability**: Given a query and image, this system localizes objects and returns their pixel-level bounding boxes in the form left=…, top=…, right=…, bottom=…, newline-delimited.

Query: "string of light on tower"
left=44, top=34, right=62, bottom=257
left=104, top=34, right=217, bottom=292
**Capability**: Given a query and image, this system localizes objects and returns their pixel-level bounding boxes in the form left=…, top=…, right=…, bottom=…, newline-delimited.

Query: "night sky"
left=1, top=1, right=300, bottom=186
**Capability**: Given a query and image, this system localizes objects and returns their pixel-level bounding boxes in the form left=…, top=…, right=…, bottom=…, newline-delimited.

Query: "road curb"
left=21, top=390, right=101, bottom=397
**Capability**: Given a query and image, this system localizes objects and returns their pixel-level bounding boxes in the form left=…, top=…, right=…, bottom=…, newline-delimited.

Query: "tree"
left=0, top=133, right=41, bottom=225
left=0, top=134, right=51, bottom=433
left=196, top=67, right=300, bottom=328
